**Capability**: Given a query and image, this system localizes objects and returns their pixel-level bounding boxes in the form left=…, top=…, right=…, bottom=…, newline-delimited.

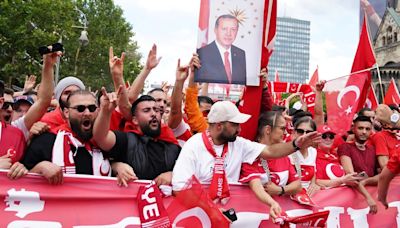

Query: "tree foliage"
left=0, top=0, right=142, bottom=90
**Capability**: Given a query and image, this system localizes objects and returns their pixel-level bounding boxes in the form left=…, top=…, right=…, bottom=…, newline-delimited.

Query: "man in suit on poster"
left=195, top=14, right=247, bottom=85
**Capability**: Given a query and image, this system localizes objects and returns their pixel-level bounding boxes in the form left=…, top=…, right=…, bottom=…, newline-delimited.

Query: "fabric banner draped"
left=2, top=170, right=400, bottom=227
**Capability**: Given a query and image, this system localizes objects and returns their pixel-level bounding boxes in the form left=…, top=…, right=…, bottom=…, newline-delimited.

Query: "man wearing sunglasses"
left=22, top=90, right=111, bottom=184
left=93, top=92, right=180, bottom=187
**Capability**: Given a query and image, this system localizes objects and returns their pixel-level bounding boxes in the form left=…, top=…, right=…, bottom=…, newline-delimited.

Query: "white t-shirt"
left=172, top=133, right=266, bottom=191
left=12, top=116, right=29, bottom=141
left=289, top=147, right=317, bottom=189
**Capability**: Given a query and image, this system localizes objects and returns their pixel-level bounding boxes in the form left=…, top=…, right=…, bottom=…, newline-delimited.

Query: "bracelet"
left=292, top=139, right=300, bottom=151
left=279, top=186, right=285, bottom=196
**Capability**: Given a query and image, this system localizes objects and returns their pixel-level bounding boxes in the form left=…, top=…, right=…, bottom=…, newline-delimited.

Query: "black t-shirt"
left=106, top=131, right=179, bottom=180
left=22, top=132, right=94, bottom=175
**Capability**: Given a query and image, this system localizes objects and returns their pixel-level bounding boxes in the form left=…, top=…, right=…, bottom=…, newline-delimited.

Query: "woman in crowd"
left=289, top=116, right=319, bottom=196
left=315, top=124, right=359, bottom=188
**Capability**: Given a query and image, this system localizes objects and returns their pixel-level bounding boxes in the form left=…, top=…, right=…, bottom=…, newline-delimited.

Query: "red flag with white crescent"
left=324, top=13, right=376, bottom=135
left=197, top=0, right=210, bottom=48
left=365, top=83, right=379, bottom=109
left=384, top=78, right=400, bottom=105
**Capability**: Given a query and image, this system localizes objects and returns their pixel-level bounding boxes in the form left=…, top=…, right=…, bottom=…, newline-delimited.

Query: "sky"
left=114, top=0, right=360, bottom=85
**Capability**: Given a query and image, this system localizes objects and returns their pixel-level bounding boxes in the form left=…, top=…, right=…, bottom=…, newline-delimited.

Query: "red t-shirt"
left=316, top=148, right=345, bottom=180
left=40, top=108, right=66, bottom=129
left=387, top=149, right=400, bottom=174
left=240, top=157, right=299, bottom=186
left=371, top=130, right=400, bottom=157
left=0, top=122, right=26, bottom=163
left=337, top=142, right=377, bottom=177
left=109, top=109, right=125, bottom=131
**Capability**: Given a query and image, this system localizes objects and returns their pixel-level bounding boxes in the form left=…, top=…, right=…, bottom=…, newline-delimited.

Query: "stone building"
left=373, top=3, right=400, bottom=102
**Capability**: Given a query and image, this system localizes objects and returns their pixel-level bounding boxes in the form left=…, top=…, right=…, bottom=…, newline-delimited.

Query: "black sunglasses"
left=322, top=134, right=335, bottom=140
left=295, top=128, right=314, bottom=134
left=2, top=102, right=14, bottom=110
left=69, top=104, right=98, bottom=113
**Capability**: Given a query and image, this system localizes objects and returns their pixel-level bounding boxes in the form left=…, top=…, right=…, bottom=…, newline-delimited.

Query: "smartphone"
left=38, top=42, right=64, bottom=55
left=357, top=171, right=368, bottom=178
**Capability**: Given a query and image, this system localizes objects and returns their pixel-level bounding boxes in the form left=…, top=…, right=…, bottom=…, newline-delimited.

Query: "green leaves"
left=0, top=0, right=142, bottom=90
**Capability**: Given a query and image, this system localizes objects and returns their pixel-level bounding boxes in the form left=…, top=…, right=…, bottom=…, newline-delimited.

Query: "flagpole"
left=375, top=63, right=384, bottom=103
left=363, top=10, right=384, bottom=102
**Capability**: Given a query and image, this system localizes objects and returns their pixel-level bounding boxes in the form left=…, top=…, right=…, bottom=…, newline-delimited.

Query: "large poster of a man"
left=195, top=0, right=265, bottom=86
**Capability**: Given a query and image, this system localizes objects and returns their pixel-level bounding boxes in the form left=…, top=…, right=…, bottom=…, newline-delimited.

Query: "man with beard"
left=93, top=93, right=180, bottom=187
left=172, top=101, right=321, bottom=205
left=22, top=90, right=111, bottom=184
left=40, top=76, right=85, bottom=129
left=338, top=116, right=379, bottom=214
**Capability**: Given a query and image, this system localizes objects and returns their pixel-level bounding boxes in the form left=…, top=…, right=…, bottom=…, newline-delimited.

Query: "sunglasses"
left=322, top=134, right=335, bottom=140
left=2, top=102, right=14, bottom=110
left=295, top=128, right=314, bottom=134
left=69, top=104, right=98, bottom=113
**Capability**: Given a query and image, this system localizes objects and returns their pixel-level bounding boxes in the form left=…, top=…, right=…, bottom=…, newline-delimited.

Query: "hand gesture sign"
left=145, top=44, right=162, bottom=70
left=109, top=47, right=125, bottom=77
left=100, top=86, right=120, bottom=112
left=176, top=59, right=189, bottom=82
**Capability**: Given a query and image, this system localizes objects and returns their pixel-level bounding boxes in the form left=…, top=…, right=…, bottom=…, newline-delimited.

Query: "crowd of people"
left=1, top=43, right=400, bottom=221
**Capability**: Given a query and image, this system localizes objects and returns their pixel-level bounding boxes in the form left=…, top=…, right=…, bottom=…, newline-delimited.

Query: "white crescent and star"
left=337, top=85, right=361, bottom=109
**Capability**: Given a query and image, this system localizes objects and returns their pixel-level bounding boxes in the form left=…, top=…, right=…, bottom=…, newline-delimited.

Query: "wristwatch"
left=390, top=112, right=400, bottom=126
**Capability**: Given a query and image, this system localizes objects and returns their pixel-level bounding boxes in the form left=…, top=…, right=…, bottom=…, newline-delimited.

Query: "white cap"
left=207, top=101, right=251, bottom=124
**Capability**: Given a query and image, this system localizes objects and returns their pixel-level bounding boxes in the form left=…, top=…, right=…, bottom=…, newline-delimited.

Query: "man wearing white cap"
left=40, top=76, right=85, bottom=129
left=172, top=101, right=320, bottom=204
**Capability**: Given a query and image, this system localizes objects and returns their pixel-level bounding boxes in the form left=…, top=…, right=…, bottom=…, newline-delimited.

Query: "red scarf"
left=50, top=124, right=110, bottom=176
left=124, top=121, right=179, bottom=145
left=201, top=131, right=230, bottom=204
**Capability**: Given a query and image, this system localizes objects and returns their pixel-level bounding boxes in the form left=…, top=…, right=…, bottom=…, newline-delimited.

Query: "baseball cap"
left=317, top=124, right=335, bottom=135
left=14, top=95, right=35, bottom=106
left=207, top=101, right=250, bottom=124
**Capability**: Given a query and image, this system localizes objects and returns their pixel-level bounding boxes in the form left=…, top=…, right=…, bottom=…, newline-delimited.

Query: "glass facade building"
left=268, top=17, right=310, bottom=83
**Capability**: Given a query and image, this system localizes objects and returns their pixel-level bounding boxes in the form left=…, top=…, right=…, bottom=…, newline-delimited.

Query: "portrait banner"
left=194, top=0, right=265, bottom=86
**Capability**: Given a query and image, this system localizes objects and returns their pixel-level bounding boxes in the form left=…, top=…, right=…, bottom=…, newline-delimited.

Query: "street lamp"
left=72, top=7, right=89, bottom=76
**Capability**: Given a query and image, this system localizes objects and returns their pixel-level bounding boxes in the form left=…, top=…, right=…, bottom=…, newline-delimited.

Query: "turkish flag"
left=365, top=83, right=379, bottom=110
left=280, top=210, right=330, bottom=228
left=290, top=188, right=316, bottom=207
left=384, top=78, right=400, bottom=105
left=239, top=0, right=277, bottom=140
left=167, top=176, right=230, bottom=228
left=324, top=13, right=375, bottom=135
left=309, top=67, right=319, bottom=88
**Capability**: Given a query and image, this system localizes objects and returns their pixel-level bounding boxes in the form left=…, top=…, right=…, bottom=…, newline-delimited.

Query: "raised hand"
left=145, top=44, right=162, bottom=70
left=100, top=87, right=119, bottom=112
left=176, top=59, right=189, bottom=82
left=23, top=75, right=37, bottom=92
left=189, top=53, right=201, bottom=72
left=42, top=45, right=63, bottom=67
left=109, top=47, right=125, bottom=77
left=375, top=104, right=393, bottom=126
left=315, top=80, right=326, bottom=92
